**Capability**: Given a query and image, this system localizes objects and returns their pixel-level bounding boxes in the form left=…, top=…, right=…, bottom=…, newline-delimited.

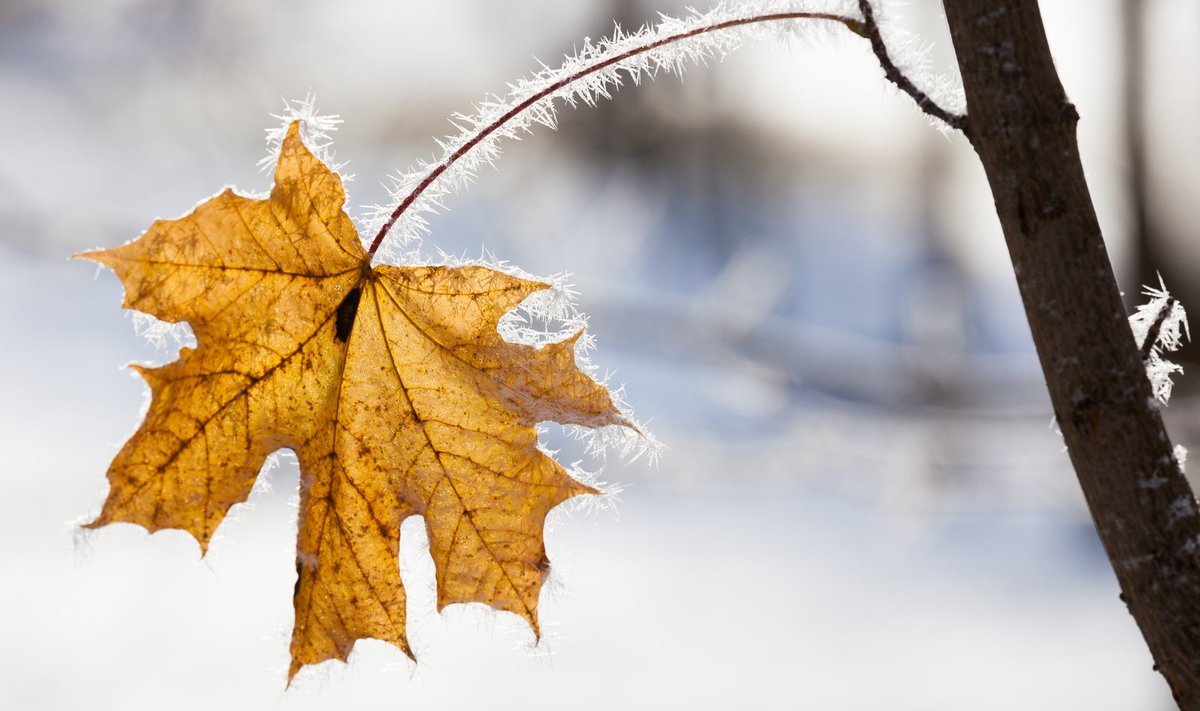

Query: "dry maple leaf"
left=81, top=121, right=626, bottom=680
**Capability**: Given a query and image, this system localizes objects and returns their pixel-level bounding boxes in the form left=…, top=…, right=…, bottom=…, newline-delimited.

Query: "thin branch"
left=943, top=0, right=1200, bottom=701
left=1140, top=296, right=1179, bottom=361
left=366, top=10, right=856, bottom=259
left=855, top=0, right=970, bottom=137
left=366, top=3, right=970, bottom=259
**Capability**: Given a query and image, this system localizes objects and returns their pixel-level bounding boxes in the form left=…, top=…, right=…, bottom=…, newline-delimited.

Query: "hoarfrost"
left=260, top=111, right=663, bottom=489
left=259, top=92, right=348, bottom=178
left=1129, top=277, right=1189, bottom=404
left=362, top=1, right=883, bottom=262
left=253, top=0, right=964, bottom=501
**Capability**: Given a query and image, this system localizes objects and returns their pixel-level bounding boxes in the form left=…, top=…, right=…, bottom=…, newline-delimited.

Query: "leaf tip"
left=284, top=118, right=303, bottom=141
left=74, top=247, right=115, bottom=268
left=80, top=513, right=107, bottom=531
left=286, top=658, right=303, bottom=687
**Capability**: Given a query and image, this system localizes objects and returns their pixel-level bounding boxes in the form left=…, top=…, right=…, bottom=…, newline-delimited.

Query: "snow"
left=1129, top=277, right=1190, bottom=405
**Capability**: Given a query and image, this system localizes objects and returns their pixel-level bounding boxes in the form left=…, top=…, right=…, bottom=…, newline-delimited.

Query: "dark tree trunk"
left=941, top=1, right=1200, bottom=706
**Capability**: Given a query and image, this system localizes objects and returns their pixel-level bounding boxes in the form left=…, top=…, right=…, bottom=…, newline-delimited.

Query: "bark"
left=940, top=1, right=1200, bottom=706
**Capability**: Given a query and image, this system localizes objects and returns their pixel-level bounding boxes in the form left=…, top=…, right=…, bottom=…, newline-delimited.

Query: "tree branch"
left=366, top=10, right=856, bottom=259
left=941, top=1, right=1200, bottom=706
left=366, top=4, right=965, bottom=260
left=1140, top=296, right=1179, bottom=362
left=854, top=0, right=970, bottom=136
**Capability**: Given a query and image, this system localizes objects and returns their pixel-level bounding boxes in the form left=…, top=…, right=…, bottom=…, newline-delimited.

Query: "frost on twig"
left=1130, top=276, right=1190, bottom=404
left=854, top=0, right=967, bottom=135
left=363, top=0, right=872, bottom=262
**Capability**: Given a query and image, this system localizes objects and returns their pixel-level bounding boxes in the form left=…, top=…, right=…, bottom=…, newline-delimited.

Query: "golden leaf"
left=81, top=122, right=624, bottom=680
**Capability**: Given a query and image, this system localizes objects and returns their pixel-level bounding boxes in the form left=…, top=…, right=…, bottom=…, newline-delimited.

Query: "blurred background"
left=2, top=0, right=1198, bottom=708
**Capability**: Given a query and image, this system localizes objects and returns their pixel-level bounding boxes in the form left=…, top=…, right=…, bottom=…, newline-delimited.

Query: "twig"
left=1140, top=296, right=1179, bottom=361
left=366, top=3, right=971, bottom=258
left=366, top=10, right=855, bottom=259
left=855, top=0, right=971, bottom=137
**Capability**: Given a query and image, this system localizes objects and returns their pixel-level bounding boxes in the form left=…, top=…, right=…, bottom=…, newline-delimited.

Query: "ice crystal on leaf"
left=82, top=0, right=970, bottom=683
left=83, top=123, right=639, bottom=681
left=260, top=92, right=347, bottom=176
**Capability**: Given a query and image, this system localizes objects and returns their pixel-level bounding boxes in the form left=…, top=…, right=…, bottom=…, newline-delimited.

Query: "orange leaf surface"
left=81, top=122, right=625, bottom=680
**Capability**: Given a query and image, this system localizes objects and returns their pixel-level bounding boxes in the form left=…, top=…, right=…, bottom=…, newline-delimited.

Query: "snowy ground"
left=0, top=256, right=1174, bottom=709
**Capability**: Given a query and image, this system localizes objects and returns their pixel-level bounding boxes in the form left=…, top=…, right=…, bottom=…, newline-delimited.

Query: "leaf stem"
left=366, top=10, right=857, bottom=259
left=366, top=4, right=971, bottom=259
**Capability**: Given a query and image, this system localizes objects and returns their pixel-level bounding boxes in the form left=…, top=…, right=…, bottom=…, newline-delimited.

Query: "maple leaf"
left=81, top=122, right=625, bottom=680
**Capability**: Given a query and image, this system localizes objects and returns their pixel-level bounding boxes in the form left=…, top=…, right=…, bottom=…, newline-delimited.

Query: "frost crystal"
left=362, top=0, right=880, bottom=263
left=435, top=249, right=664, bottom=471
left=260, top=93, right=348, bottom=178
left=1130, top=277, right=1189, bottom=404
left=259, top=106, right=663, bottom=484
left=256, top=0, right=967, bottom=485
left=861, top=0, right=966, bottom=131
left=130, top=311, right=195, bottom=352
